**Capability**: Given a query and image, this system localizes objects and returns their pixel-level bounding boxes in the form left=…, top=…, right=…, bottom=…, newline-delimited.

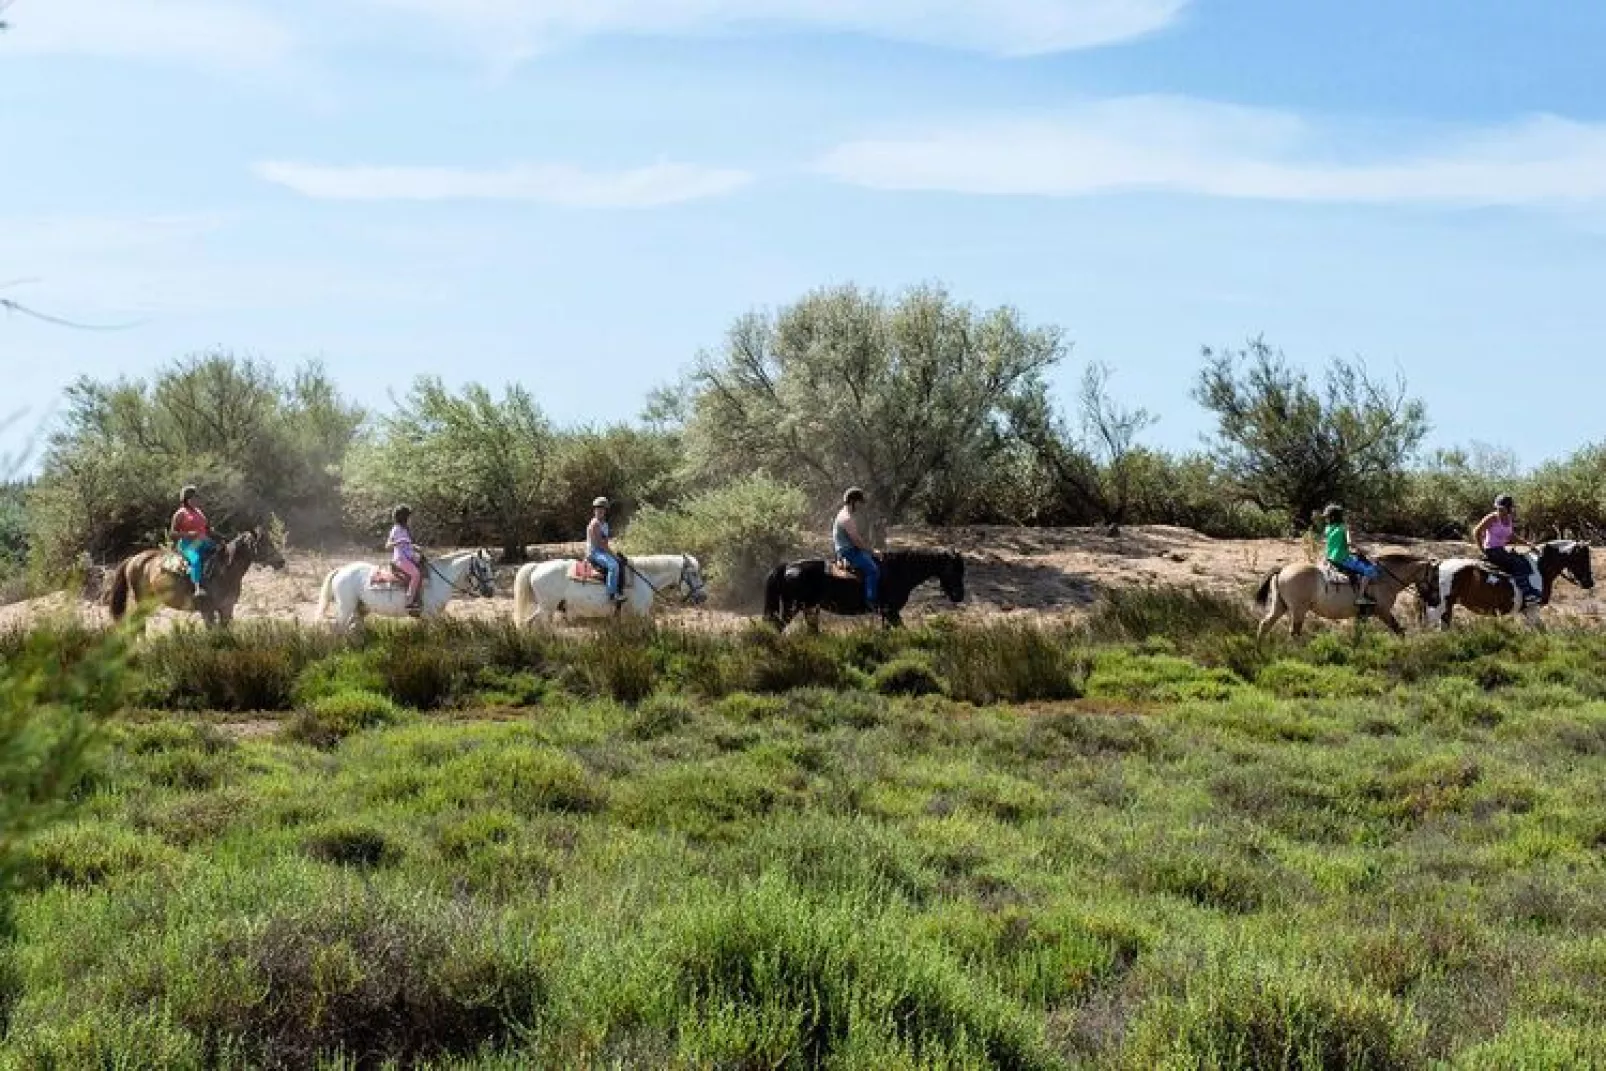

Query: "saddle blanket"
left=570, top=558, right=630, bottom=587
left=368, top=564, right=409, bottom=589
left=159, top=552, right=190, bottom=578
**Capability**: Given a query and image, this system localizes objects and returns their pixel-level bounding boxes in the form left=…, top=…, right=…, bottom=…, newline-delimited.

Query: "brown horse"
left=106, top=528, right=286, bottom=628
left=1429, top=541, right=1594, bottom=629
left=1255, top=552, right=1440, bottom=638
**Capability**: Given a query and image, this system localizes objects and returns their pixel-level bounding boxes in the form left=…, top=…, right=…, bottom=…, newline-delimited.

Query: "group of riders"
left=168, top=483, right=889, bottom=612
left=171, top=481, right=1545, bottom=617
left=1324, top=493, right=1541, bottom=607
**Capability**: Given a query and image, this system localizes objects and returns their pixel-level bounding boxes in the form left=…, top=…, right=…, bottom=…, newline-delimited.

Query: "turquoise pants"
left=177, top=536, right=215, bottom=587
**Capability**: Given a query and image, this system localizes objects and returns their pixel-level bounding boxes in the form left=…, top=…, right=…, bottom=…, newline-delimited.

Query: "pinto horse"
left=1429, top=541, right=1594, bottom=628
left=764, top=548, right=965, bottom=629
left=1255, top=552, right=1439, bottom=638
left=106, top=528, right=286, bottom=629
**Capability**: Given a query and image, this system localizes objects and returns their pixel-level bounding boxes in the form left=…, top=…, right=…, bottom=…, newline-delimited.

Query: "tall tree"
left=343, top=379, right=555, bottom=561
left=684, top=283, right=1063, bottom=536
left=1194, top=337, right=1428, bottom=531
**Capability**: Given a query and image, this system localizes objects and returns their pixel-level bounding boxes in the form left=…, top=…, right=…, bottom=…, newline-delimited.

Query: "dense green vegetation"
left=3, top=595, right=1605, bottom=1068
left=13, top=285, right=1606, bottom=590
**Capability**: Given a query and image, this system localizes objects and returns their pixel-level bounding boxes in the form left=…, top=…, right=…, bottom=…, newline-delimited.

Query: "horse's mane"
left=882, top=547, right=961, bottom=567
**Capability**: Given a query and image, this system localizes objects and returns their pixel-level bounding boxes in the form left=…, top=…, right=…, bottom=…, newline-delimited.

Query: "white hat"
left=592, top=497, right=610, bottom=508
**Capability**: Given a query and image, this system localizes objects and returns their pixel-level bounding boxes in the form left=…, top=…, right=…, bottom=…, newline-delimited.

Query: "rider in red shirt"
left=170, top=485, right=215, bottom=598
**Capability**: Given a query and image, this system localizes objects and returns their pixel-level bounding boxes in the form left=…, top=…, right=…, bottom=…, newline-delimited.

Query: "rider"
left=1322, top=503, right=1378, bottom=606
left=586, top=497, right=626, bottom=604
left=386, top=504, right=423, bottom=611
left=1473, top=493, right=1541, bottom=607
left=170, top=485, right=215, bottom=600
left=833, top=487, right=880, bottom=610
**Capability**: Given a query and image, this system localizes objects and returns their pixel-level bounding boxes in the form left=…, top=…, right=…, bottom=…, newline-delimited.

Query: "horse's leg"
left=1378, top=608, right=1405, bottom=636
left=1289, top=606, right=1307, bottom=638
left=805, top=608, right=821, bottom=634
left=1257, top=595, right=1286, bottom=640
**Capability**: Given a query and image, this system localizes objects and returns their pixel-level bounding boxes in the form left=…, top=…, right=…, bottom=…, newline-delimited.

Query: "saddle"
left=570, top=555, right=630, bottom=587
left=159, top=551, right=190, bottom=579
left=827, top=557, right=861, bottom=581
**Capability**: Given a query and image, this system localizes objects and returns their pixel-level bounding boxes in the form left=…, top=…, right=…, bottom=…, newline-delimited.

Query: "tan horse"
left=105, top=529, right=286, bottom=629
left=1254, top=552, right=1439, bottom=638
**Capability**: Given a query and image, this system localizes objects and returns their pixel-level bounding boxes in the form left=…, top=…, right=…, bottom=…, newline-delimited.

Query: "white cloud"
left=818, top=96, right=1606, bottom=207
left=255, top=160, right=754, bottom=207
left=360, top=0, right=1186, bottom=58
left=2, top=0, right=294, bottom=71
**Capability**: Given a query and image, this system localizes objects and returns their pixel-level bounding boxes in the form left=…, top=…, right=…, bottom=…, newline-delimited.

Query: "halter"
left=625, top=554, right=707, bottom=605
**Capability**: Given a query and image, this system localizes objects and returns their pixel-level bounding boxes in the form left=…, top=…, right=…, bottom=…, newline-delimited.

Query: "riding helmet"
left=843, top=487, right=866, bottom=505
left=593, top=496, right=610, bottom=509
left=1495, top=494, right=1515, bottom=510
left=392, top=504, right=412, bottom=523
left=1322, top=503, right=1344, bottom=520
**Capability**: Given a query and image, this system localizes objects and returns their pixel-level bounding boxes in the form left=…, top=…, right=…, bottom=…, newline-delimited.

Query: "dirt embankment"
left=3, top=527, right=1600, bottom=632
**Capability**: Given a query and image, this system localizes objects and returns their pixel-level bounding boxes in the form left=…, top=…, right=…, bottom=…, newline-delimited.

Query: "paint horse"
left=106, top=528, right=287, bottom=630
left=1429, top=540, right=1594, bottom=628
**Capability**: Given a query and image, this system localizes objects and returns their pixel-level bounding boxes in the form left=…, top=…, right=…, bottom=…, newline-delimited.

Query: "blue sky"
left=3, top=0, right=1605, bottom=467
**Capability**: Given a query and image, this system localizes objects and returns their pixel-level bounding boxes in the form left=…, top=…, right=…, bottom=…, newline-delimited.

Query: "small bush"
left=1130, top=962, right=1423, bottom=1070
left=378, top=643, right=468, bottom=711
left=873, top=656, right=947, bottom=697
left=284, top=689, right=403, bottom=749
left=137, top=623, right=334, bottom=712
left=936, top=623, right=1084, bottom=705
left=1256, top=659, right=1382, bottom=700
left=1089, top=585, right=1255, bottom=644
left=302, top=820, right=401, bottom=869
left=1087, top=649, right=1237, bottom=703
left=628, top=693, right=698, bottom=740
left=20, top=822, right=177, bottom=889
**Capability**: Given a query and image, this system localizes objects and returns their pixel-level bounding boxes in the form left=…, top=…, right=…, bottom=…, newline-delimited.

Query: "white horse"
left=512, top=553, right=707, bottom=628
left=316, top=549, right=497, bottom=631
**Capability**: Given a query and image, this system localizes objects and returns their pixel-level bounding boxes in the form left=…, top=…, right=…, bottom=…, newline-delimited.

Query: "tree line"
left=4, top=281, right=1603, bottom=599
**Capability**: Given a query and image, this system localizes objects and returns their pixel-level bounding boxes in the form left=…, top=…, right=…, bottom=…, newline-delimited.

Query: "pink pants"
left=394, top=556, right=421, bottom=598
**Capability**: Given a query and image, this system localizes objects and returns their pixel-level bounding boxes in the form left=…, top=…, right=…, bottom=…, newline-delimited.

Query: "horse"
left=512, top=553, right=708, bottom=629
left=1254, top=551, right=1439, bottom=638
left=106, top=528, right=286, bottom=629
left=763, top=548, right=966, bottom=630
left=1429, top=541, right=1594, bottom=629
left=317, top=549, right=496, bottom=632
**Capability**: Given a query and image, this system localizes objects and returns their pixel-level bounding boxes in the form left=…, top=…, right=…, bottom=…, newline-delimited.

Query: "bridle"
left=626, top=554, right=708, bottom=605
left=427, top=553, right=495, bottom=598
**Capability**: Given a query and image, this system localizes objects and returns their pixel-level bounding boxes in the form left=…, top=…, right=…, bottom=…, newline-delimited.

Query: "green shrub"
left=1087, top=649, right=1237, bottom=703
left=872, top=656, right=947, bottom=697
left=628, top=694, right=698, bottom=740
left=137, top=623, right=336, bottom=712
left=1256, top=659, right=1382, bottom=700
left=1130, top=961, right=1423, bottom=1070
left=1452, top=1019, right=1606, bottom=1069
left=935, top=623, right=1084, bottom=705
left=1089, top=585, right=1255, bottom=644
left=622, top=474, right=808, bottom=607
left=20, top=822, right=177, bottom=889
left=284, top=689, right=403, bottom=749
left=302, top=820, right=401, bottom=869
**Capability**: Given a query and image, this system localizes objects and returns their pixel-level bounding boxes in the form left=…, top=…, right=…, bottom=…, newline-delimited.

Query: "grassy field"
left=3, top=593, right=1606, bottom=1069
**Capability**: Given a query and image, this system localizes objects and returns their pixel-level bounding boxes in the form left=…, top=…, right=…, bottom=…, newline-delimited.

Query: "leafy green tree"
left=28, top=354, right=361, bottom=572
left=1194, top=338, right=1429, bottom=532
left=683, top=283, right=1063, bottom=538
left=545, top=425, right=685, bottom=541
left=343, top=379, right=555, bottom=561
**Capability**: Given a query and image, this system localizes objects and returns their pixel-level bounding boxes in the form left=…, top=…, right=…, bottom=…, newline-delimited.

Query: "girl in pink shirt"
left=386, top=504, right=422, bottom=609
left=1473, top=493, right=1540, bottom=605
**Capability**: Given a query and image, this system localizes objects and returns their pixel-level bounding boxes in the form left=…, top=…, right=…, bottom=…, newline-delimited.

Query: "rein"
left=425, top=556, right=491, bottom=599
left=625, top=555, right=705, bottom=605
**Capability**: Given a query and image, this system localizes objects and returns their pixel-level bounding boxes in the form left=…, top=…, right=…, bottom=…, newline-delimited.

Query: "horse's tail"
left=763, top=563, right=786, bottom=627
left=513, top=562, right=537, bottom=625
left=1253, top=569, right=1279, bottom=610
left=316, top=568, right=336, bottom=619
left=107, top=559, right=133, bottom=621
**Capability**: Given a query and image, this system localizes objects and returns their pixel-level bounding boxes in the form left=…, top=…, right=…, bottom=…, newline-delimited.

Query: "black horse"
left=763, top=548, right=966, bottom=629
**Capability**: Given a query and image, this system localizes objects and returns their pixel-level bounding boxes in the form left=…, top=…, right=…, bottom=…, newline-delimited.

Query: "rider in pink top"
left=386, top=504, right=423, bottom=610
left=1473, top=493, right=1539, bottom=605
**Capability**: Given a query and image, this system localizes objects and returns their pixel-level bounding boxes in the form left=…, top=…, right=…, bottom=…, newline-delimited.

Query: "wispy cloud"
left=255, top=160, right=754, bottom=207
left=3, top=0, right=294, bottom=71
left=360, top=0, right=1187, bottom=58
left=818, top=96, right=1606, bottom=207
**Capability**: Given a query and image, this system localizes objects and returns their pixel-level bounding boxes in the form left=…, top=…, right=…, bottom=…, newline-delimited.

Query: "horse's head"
left=1414, top=558, right=1442, bottom=610
left=679, top=554, right=709, bottom=606
left=469, top=549, right=497, bottom=598
left=939, top=550, right=966, bottom=604
left=1554, top=541, right=1594, bottom=591
left=239, top=527, right=286, bottom=571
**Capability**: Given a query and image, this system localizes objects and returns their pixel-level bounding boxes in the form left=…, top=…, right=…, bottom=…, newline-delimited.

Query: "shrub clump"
left=284, top=689, right=404, bottom=749
left=934, top=623, right=1084, bottom=705
left=872, top=656, right=947, bottom=697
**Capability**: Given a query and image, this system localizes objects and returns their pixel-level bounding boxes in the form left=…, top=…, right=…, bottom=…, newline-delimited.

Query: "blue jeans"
left=841, top=547, right=880, bottom=606
left=588, top=549, right=621, bottom=597
left=1484, top=547, right=1539, bottom=601
left=1336, top=555, right=1379, bottom=580
left=178, top=536, right=215, bottom=588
